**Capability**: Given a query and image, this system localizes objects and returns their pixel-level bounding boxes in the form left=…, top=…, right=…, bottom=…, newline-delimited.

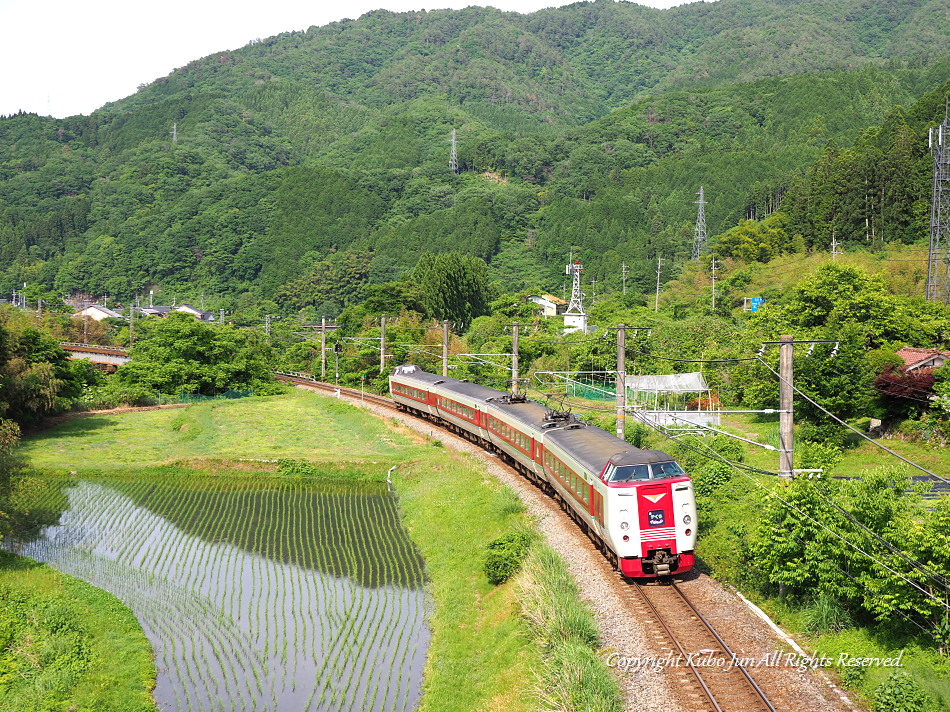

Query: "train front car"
left=602, top=451, right=697, bottom=577
left=543, top=422, right=696, bottom=579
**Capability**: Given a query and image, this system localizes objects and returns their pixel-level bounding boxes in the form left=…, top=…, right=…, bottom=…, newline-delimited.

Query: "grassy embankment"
left=12, top=389, right=620, bottom=711
left=0, top=551, right=156, bottom=712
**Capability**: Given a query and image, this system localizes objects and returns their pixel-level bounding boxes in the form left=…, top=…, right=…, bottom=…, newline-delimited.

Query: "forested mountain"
left=2, top=0, right=950, bottom=316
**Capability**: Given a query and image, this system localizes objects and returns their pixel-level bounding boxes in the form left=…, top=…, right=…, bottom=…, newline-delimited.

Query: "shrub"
left=625, top=423, right=649, bottom=449
left=484, top=531, right=533, bottom=585
left=873, top=671, right=932, bottom=712
left=694, top=462, right=733, bottom=497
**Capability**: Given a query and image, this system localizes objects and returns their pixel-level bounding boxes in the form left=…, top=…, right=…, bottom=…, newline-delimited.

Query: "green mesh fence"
left=566, top=381, right=616, bottom=401
left=180, top=389, right=254, bottom=403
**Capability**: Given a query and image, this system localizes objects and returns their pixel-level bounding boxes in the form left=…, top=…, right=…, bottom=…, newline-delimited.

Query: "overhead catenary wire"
left=637, top=416, right=950, bottom=612
left=754, top=356, right=950, bottom=484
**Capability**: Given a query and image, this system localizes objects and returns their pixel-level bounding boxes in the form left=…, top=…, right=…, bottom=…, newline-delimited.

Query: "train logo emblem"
left=642, top=492, right=667, bottom=504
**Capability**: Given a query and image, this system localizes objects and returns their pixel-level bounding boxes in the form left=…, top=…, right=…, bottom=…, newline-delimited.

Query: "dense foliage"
left=1, top=1, right=950, bottom=318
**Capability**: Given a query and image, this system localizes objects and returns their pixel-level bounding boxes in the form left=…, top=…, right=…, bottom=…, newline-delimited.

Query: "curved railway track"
left=630, top=580, right=776, bottom=712
left=276, top=370, right=782, bottom=712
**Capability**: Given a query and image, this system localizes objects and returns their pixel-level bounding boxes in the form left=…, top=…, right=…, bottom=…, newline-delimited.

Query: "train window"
left=609, top=465, right=651, bottom=483
left=650, top=461, right=686, bottom=479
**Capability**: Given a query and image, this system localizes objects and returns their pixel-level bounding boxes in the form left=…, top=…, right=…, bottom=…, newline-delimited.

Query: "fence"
left=180, top=389, right=254, bottom=403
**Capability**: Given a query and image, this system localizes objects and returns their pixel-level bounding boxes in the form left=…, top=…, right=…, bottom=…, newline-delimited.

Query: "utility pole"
left=171, top=123, right=178, bottom=143
left=616, top=324, right=626, bottom=441
left=265, top=315, right=272, bottom=336
left=779, top=335, right=794, bottom=480
left=654, top=257, right=664, bottom=313
left=710, top=257, right=720, bottom=309
left=321, top=316, right=327, bottom=379
left=831, top=231, right=842, bottom=261
left=621, top=262, right=629, bottom=295
left=442, top=320, right=449, bottom=377
left=379, top=313, right=387, bottom=375
left=511, top=322, right=520, bottom=395
left=219, top=309, right=225, bottom=324
left=129, top=305, right=134, bottom=347
left=927, top=100, right=950, bottom=303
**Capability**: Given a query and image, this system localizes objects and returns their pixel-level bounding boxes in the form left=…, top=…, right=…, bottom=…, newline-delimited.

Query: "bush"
left=484, top=531, right=533, bottom=585
left=874, top=671, right=932, bottom=712
left=694, top=462, right=733, bottom=497
left=625, top=423, right=649, bottom=449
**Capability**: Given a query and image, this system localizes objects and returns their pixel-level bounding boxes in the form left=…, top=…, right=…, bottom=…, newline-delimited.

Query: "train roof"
left=545, top=423, right=674, bottom=474
left=392, top=365, right=553, bottom=428
left=391, top=365, right=505, bottom=402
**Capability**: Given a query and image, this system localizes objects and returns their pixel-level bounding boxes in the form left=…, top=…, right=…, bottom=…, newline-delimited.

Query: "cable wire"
left=755, top=357, right=949, bottom=484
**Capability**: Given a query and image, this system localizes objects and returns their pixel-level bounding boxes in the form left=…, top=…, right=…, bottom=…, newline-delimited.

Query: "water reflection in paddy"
left=16, top=477, right=431, bottom=712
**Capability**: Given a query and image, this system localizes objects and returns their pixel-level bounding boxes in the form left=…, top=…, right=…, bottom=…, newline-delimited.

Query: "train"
left=389, top=365, right=697, bottom=578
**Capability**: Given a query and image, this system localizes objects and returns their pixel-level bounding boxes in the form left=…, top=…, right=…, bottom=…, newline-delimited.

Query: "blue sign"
left=750, top=297, right=765, bottom=312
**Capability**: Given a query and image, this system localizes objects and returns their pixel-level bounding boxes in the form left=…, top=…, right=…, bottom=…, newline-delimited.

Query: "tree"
left=413, top=251, right=492, bottom=331
left=114, top=313, right=276, bottom=396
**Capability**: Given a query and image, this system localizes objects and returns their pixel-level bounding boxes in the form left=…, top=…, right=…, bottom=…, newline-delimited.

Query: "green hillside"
left=1, top=0, right=949, bottom=314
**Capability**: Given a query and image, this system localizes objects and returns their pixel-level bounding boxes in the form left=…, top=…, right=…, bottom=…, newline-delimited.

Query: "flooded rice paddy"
left=11, top=475, right=431, bottom=712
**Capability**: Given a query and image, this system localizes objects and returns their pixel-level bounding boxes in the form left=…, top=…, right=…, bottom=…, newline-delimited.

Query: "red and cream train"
left=389, top=365, right=696, bottom=577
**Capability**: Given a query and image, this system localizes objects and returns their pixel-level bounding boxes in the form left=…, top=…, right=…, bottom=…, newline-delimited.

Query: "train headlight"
left=683, top=515, right=691, bottom=525
left=620, top=521, right=630, bottom=531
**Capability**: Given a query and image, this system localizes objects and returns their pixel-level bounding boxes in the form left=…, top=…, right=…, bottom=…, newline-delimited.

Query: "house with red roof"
left=896, top=347, right=950, bottom=373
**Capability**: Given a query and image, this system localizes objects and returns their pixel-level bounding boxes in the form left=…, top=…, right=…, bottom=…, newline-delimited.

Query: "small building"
left=74, top=304, right=123, bottom=322
left=175, top=304, right=215, bottom=321
left=528, top=294, right=567, bottom=317
left=138, top=305, right=214, bottom=321
left=896, top=347, right=950, bottom=373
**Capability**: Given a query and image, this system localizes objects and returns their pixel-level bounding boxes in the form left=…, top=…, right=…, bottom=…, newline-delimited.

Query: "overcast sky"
left=0, top=0, right=696, bottom=118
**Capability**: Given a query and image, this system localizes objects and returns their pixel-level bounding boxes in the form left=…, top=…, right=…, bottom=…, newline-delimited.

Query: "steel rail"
left=629, top=581, right=722, bottom=712
left=634, top=580, right=777, bottom=712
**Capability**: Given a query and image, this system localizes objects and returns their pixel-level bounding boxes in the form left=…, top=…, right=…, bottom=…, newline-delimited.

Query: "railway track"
left=279, top=370, right=781, bottom=712
left=274, top=371, right=395, bottom=408
left=629, top=579, right=776, bottom=712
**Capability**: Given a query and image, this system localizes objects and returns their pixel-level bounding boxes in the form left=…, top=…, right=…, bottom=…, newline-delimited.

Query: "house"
left=896, top=347, right=950, bottom=373
left=74, top=304, right=123, bottom=321
left=139, top=305, right=214, bottom=321
left=174, top=304, right=215, bottom=321
left=528, top=294, right=567, bottom=317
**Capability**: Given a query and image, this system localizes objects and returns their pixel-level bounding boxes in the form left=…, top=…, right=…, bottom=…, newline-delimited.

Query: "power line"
left=755, top=357, right=949, bottom=484
left=643, top=421, right=950, bottom=613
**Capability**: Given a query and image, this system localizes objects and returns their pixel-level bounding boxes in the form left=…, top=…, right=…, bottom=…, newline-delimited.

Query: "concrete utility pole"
left=654, top=257, right=664, bottom=312
left=379, top=314, right=387, bottom=375
left=511, top=322, right=520, bottom=395
left=616, top=324, right=626, bottom=441
left=321, top=316, right=327, bottom=379
left=779, top=335, right=795, bottom=480
left=621, top=262, right=629, bottom=295
left=442, top=320, right=449, bottom=377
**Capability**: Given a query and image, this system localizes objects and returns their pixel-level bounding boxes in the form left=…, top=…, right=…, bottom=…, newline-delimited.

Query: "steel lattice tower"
left=565, top=260, right=585, bottom=315
left=449, top=129, right=459, bottom=174
left=691, top=186, right=707, bottom=260
left=928, top=105, right=950, bottom=304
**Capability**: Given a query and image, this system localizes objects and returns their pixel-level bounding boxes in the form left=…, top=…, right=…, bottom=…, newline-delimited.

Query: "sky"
left=0, top=0, right=694, bottom=119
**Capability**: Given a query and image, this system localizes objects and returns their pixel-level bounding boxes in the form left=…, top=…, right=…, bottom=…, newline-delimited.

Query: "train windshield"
left=606, top=461, right=686, bottom=483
